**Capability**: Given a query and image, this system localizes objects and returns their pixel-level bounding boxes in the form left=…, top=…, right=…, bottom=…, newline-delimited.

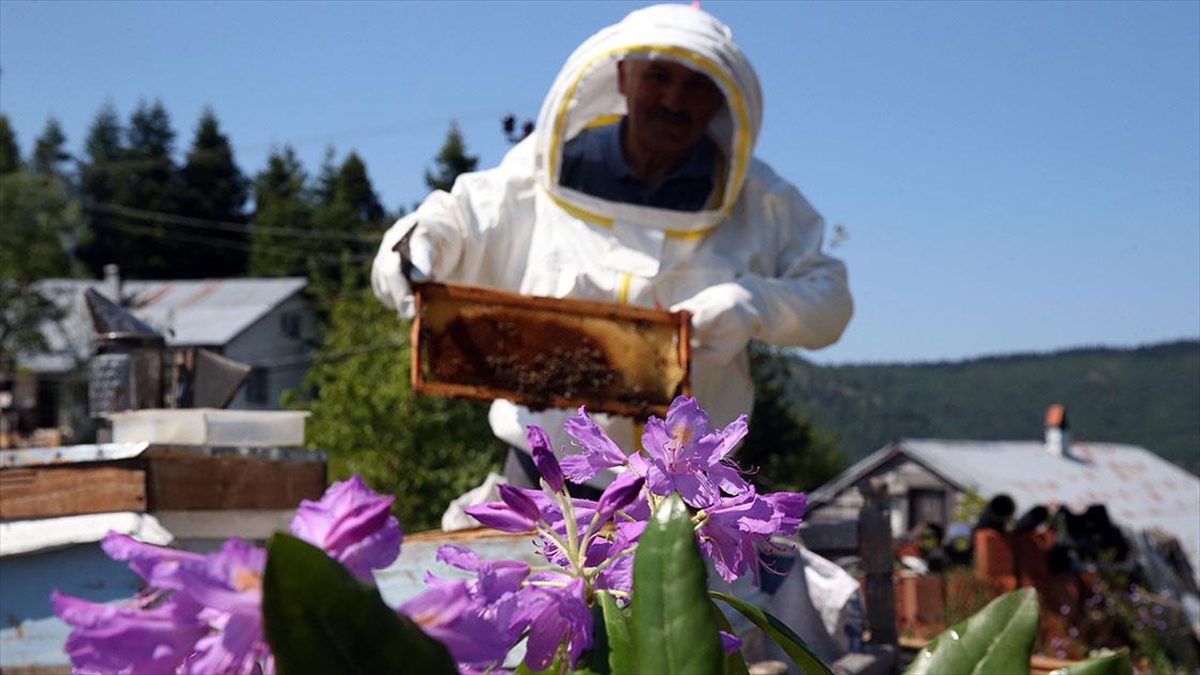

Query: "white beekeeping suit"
left=373, top=4, right=852, bottom=480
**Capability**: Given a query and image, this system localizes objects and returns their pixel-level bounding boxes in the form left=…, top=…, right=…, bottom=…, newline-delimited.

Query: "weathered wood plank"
left=146, top=456, right=325, bottom=511
left=0, top=466, right=146, bottom=519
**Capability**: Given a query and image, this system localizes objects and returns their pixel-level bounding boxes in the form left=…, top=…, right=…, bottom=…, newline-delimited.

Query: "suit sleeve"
left=737, top=180, right=853, bottom=349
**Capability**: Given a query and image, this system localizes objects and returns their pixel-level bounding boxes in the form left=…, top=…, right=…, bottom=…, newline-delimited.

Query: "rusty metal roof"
left=20, top=277, right=306, bottom=372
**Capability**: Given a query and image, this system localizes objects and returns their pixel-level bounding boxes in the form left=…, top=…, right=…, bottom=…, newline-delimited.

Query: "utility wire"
left=82, top=201, right=384, bottom=243
left=88, top=218, right=375, bottom=264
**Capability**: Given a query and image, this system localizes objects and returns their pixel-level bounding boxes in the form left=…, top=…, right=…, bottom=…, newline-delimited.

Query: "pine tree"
left=738, top=345, right=846, bottom=493
left=249, top=146, right=312, bottom=277
left=178, top=108, right=249, bottom=277
left=313, top=146, right=339, bottom=205
left=122, top=100, right=179, bottom=277
left=31, top=118, right=71, bottom=179
left=0, top=114, right=21, bottom=175
left=334, top=152, right=384, bottom=227
left=307, top=149, right=384, bottom=307
left=76, top=104, right=128, bottom=276
left=424, top=121, right=478, bottom=193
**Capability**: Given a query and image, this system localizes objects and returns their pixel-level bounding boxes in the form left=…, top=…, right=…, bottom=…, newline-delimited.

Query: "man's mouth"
left=649, top=108, right=691, bottom=126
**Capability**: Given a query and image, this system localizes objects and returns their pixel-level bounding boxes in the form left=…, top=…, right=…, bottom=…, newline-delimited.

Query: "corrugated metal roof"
left=811, top=439, right=1200, bottom=583
left=20, top=278, right=306, bottom=372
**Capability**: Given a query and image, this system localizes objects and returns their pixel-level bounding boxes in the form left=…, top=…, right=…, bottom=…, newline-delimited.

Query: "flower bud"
left=527, top=425, right=565, bottom=493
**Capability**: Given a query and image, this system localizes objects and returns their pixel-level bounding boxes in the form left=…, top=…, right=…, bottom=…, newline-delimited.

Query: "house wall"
left=809, top=455, right=962, bottom=538
left=223, top=295, right=316, bottom=410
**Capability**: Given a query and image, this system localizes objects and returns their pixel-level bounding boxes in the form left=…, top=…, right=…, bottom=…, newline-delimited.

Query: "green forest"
left=780, top=339, right=1200, bottom=475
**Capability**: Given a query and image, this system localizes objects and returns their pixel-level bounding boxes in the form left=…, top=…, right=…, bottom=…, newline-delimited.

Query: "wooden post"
left=859, top=477, right=898, bottom=647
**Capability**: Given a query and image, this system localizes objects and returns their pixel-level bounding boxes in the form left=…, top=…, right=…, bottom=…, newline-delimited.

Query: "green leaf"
left=904, top=587, right=1039, bottom=675
left=262, top=533, right=457, bottom=675
left=630, top=494, right=723, bottom=674
left=598, top=592, right=632, bottom=674
left=709, top=590, right=833, bottom=675
left=710, top=600, right=750, bottom=675
left=1049, top=649, right=1133, bottom=675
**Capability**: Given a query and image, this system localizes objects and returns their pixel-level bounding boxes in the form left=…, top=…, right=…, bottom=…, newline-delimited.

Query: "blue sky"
left=2, top=1, right=1197, bottom=364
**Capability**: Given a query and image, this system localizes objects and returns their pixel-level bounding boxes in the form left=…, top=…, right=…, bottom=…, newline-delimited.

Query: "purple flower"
left=697, top=490, right=778, bottom=582
left=596, top=472, right=645, bottom=522
left=641, top=397, right=724, bottom=507
left=464, top=501, right=538, bottom=532
left=498, top=484, right=543, bottom=524
left=516, top=575, right=593, bottom=671
left=51, top=591, right=205, bottom=675
left=436, top=545, right=530, bottom=600
left=289, top=475, right=403, bottom=581
left=559, top=407, right=630, bottom=482
left=400, top=580, right=515, bottom=668
left=53, top=474, right=406, bottom=675
left=763, top=491, right=807, bottom=536
left=527, top=425, right=565, bottom=492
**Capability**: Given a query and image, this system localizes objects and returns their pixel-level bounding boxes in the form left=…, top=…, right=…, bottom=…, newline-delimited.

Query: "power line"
left=88, top=218, right=375, bottom=265
left=83, top=201, right=383, bottom=243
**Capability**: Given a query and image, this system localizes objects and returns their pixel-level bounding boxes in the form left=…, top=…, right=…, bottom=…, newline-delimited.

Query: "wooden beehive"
left=411, top=282, right=691, bottom=418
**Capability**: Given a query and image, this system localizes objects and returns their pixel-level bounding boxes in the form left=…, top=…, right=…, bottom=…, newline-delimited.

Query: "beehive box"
left=411, top=282, right=691, bottom=417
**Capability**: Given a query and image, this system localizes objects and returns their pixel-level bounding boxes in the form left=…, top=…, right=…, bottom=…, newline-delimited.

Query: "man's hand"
left=371, top=247, right=416, bottom=319
left=671, top=282, right=762, bottom=364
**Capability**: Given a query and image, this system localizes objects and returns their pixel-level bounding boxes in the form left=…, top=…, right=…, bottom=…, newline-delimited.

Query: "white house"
left=5, top=268, right=315, bottom=446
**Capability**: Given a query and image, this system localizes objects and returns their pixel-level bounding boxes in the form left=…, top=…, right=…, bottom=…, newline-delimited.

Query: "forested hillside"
left=780, top=340, right=1200, bottom=475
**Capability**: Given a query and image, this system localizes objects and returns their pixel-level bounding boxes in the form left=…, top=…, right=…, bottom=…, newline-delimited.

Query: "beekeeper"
left=372, top=4, right=852, bottom=490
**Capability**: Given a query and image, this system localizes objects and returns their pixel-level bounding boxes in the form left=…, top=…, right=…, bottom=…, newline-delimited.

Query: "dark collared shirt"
left=558, top=118, right=716, bottom=212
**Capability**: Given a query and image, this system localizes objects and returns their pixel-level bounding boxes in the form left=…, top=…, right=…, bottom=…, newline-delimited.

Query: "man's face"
left=618, top=59, right=725, bottom=163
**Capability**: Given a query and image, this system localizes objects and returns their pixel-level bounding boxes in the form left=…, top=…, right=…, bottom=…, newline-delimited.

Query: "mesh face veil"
left=534, top=4, right=763, bottom=236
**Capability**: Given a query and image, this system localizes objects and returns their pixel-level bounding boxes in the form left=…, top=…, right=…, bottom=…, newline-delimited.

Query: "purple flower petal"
left=596, top=473, right=645, bottom=522
left=52, top=590, right=205, bottom=675
left=764, top=491, right=807, bottom=535
left=400, top=581, right=515, bottom=667
left=560, top=407, right=627, bottom=481
left=527, top=425, right=565, bottom=492
left=182, top=610, right=271, bottom=675
left=172, top=538, right=266, bottom=615
left=101, top=532, right=202, bottom=590
left=518, top=577, right=592, bottom=671
left=498, top=484, right=542, bottom=524
left=465, top=502, right=536, bottom=532
left=720, top=630, right=743, bottom=654
left=708, top=414, right=749, bottom=464
left=289, top=475, right=403, bottom=580
left=697, top=491, right=776, bottom=582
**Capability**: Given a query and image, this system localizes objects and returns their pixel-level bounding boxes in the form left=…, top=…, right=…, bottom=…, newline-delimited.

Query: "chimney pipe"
left=1044, top=404, right=1071, bottom=458
left=103, top=264, right=121, bottom=302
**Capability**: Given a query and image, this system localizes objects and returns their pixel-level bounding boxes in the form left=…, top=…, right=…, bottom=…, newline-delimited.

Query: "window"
left=280, top=312, right=301, bottom=339
left=245, top=368, right=269, bottom=406
left=908, top=489, right=947, bottom=529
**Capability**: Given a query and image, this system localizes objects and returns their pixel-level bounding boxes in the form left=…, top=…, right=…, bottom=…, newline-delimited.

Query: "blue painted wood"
left=0, top=544, right=141, bottom=670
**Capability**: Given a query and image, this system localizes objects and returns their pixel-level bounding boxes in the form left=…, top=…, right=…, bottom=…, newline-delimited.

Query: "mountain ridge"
left=776, top=339, right=1200, bottom=476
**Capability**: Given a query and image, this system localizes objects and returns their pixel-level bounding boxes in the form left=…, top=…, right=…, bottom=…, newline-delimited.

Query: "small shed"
left=806, top=431, right=1200, bottom=585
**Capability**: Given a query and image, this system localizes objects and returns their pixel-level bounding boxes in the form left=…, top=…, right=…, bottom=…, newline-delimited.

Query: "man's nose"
left=660, top=81, right=688, bottom=110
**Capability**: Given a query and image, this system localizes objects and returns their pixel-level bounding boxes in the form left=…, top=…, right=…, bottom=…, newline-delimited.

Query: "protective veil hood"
left=534, top=4, right=764, bottom=235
